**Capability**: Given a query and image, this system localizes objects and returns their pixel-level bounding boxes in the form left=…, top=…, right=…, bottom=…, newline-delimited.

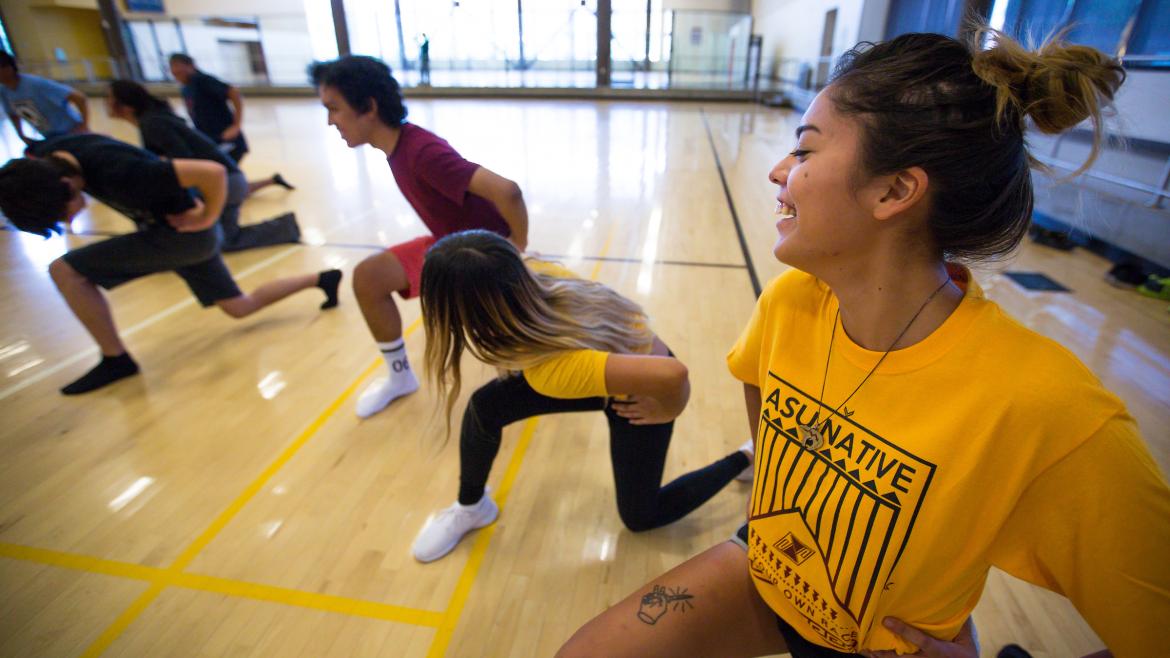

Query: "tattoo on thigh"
left=636, top=585, right=695, bottom=625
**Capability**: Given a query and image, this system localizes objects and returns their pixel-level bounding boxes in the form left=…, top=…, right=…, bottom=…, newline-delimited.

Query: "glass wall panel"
left=669, top=11, right=751, bottom=88
left=127, top=22, right=167, bottom=81
left=125, top=7, right=327, bottom=86
left=173, top=18, right=265, bottom=85
left=612, top=0, right=649, bottom=70
left=110, top=0, right=762, bottom=90
left=522, top=0, right=596, bottom=71
left=345, top=0, right=408, bottom=71
left=401, top=0, right=519, bottom=68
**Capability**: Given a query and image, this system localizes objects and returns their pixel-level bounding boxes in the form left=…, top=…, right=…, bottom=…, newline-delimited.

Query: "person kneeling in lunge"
left=410, top=230, right=752, bottom=562
left=0, top=134, right=341, bottom=395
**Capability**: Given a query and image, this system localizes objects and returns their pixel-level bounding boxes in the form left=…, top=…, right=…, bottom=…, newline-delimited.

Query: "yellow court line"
left=170, top=572, right=443, bottom=627
left=80, top=582, right=167, bottom=658
left=427, top=227, right=616, bottom=657
left=77, top=318, right=423, bottom=657
left=169, top=353, right=388, bottom=572
left=425, top=418, right=541, bottom=658
left=0, top=542, right=160, bottom=581
left=0, top=542, right=442, bottom=629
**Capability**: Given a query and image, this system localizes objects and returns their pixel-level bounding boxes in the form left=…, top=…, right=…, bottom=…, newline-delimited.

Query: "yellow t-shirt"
left=727, top=268, right=1170, bottom=656
left=524, top=349, right=610, bottom=398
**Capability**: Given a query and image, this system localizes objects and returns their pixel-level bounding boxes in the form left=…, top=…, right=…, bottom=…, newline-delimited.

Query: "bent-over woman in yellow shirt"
left=410, top=229, right=751, bottom=562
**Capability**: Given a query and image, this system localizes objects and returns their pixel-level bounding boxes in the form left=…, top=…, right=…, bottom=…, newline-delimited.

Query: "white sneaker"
left=735, top=439, right=755, bottom=482
left=355, top=370, right=420, bottom=418
left=412, top=495, right=499, bottom=563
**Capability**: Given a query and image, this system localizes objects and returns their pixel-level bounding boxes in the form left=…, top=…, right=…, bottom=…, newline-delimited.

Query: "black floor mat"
left=1003, top=271, right=1071, bottom=292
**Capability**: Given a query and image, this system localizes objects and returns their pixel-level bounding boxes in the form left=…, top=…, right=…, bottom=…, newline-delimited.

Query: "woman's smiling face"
left=767, top=89, right=887, bottom=274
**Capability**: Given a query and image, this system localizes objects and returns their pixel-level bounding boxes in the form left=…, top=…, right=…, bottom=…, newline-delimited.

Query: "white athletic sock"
left=378, top=338, right=410, bottom=376
left=355, top=338, right=419, bottom=418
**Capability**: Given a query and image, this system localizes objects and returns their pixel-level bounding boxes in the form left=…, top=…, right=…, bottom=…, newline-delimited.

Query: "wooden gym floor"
left=0, top=97, right=1166, bottom=657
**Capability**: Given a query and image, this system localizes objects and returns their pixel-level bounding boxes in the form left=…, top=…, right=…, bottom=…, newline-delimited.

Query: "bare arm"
left=222, top=87, right=244, bottom=140
left=468, top=166, right=528, bottom=251
left=743, top=383, right=761, bottom=448
left=168, top=159, right=227, bottom=232
left=66, top=89, right=89, bottom=130
left=743, top=383, right=761, bottom=516
left=605, top=352, right=689, bottom=425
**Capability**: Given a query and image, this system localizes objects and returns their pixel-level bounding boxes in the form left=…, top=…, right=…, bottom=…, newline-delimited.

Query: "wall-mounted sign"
left=126, top=0, right=165, bottom=12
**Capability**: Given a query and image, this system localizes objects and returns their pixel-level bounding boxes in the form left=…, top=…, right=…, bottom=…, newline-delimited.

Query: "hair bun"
left=972, top=29, right=1125, bottom=134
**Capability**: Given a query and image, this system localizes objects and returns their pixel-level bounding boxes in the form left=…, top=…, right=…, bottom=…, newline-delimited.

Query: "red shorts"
left=387, top=235, right=438, bottom=299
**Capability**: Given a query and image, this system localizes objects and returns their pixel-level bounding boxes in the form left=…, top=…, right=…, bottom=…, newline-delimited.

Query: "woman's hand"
left=862, top=617, right=978, bottom=658
left=611, top=395, right=676, bottom=425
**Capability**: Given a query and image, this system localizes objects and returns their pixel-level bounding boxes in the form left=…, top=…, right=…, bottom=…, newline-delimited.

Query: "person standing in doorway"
left=418, top=34, right=431, bottom=86
left=309, top=55, right=528, bottom=418
left=0, top=51, right=88, bottom=145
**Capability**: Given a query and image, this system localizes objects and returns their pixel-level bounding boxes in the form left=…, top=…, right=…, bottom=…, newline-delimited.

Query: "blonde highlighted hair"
left=419, top=230, right=653, bottom=437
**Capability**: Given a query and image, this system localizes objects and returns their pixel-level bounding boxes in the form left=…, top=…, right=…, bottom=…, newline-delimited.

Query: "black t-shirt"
left=181, top=71, right=232, bottom=136
left=138, top=108, right=239, bottom=174
left=32, top=134, right=195, bottom=227
left=180, top=71, right=247, bottom=155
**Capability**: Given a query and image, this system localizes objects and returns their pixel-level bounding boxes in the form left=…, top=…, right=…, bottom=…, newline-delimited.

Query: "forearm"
left=497, top=193, right=528, bottom=250
left=172, top=160, right=228, bottom=229
left=71, top=93, right=89, bottom=126
left=228, top=91, right=243, bottom=128
left=195, top=181, right=226, bottom=228
left=468, top=168, right=528, bottom=250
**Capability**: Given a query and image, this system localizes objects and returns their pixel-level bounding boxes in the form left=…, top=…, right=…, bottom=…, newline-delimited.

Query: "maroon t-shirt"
left=388, top=123, right=510, bottom=239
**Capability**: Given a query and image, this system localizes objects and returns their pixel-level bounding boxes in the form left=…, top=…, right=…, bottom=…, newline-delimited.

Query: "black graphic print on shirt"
left=748, top=371, right=936, bottom=652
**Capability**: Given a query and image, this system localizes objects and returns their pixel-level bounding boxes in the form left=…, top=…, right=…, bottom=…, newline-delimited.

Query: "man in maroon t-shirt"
left=310, top=56, right=529, bottom=418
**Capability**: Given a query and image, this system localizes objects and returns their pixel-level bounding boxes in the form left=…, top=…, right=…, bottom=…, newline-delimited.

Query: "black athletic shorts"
left=63, top=224, right=242, bottom=307
left=732, top=523, right=865, bottom=658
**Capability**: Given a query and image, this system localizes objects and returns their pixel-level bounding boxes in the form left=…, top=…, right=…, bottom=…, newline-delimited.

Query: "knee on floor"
left=617, top=506, right=658, bottom=533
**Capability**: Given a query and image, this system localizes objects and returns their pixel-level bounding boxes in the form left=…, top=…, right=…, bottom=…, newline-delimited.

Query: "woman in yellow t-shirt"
left=409, top=230, right=752, bottom=563
left=559, top=29, right=1169, bottom=658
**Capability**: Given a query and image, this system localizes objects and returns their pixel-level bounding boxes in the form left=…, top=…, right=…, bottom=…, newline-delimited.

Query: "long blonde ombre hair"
left=420, top=230, right=654, bottom=435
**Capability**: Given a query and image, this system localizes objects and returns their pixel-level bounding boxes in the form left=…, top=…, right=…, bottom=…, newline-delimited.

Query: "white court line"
left=0, top=209, right=376, bottom=402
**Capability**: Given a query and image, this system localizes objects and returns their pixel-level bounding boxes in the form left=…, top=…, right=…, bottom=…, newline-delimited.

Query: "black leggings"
left=458, top=374, right=749, bottom=532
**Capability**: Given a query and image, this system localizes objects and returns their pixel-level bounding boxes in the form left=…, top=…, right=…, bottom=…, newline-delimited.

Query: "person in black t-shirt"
left=0, top=134, right=343, bottom=395
left=168, top=53, right=251, bottom=165
left=106, top=80, right=299, bottom=252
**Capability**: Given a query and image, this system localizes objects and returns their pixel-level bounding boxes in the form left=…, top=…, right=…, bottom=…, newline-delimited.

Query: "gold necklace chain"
left=799, top=276, right=954, bottom=450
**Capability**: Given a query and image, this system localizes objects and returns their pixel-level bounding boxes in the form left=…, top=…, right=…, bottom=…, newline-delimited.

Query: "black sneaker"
left=997, top=645, right=1034, bottom=658
left=272, top=173, right=295, bottom=190
left=1029, top=227, right=1076, bottom=251
left=1105, top=261, right=1146, bottom=289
